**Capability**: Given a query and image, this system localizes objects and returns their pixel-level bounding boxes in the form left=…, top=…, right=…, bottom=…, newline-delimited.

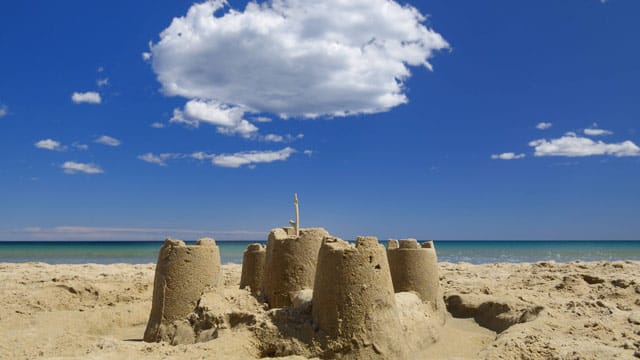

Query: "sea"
left=0, top=240, right=639, bottom=265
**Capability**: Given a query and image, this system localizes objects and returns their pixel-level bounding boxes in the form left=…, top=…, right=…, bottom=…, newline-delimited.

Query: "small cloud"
left=0, top=105, right=8, bottom=118
left=139, top=148, right=296, bottom=168
left=72, top=142, right=89, bottom=150
left=263, top=134, right=284, bottom=143
left=262, top=133, right=304, bottom=143
left=97, top=66, right=104, bottom=73
left=62, top=161, right=103, bottom=174
left=138, top=153, right=180, bottom=166
left=71, top=91, right=101, bottom=104
left=150, top=122, right=165, bottom=129
left=97, top=78, right=109, bottom=87
left=536, top=122, right=552, bottom=130
left=303, top=150, right=313, bottom=156
left=142, top=52, right=152, bottom=61
left=491, top=152, right=525, bottom=160
left=211, top=147, right=296, bottom=168
left=190, top=152, right=214, bottom=161
left=95, top=135, right=121, bottom=147
left=584, top=127, right=613, bottom=136
left=253, top=116, right=272, bottom=123
left=34, top=139, right=66, bottom=151
left=529, top=132, right=640, bottom=157
left=171, top=100, right=258, bottom=138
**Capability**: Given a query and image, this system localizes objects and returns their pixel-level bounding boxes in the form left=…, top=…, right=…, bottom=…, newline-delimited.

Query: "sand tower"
left=312, top=236, right=408, bottom=359
left=387, top=239, right=444, bottom=312
left=144, top=237, right=221, bottom=343
left=262, top=227, right=329, bottom=307
left=261, top=194, right=330, bottom=308
left=240, top=243, right=266, bottom=296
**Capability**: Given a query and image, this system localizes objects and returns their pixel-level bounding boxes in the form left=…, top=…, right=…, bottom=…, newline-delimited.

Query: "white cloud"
left=170, top=100, right=258, bottom=137
left=61, top=161, right=103, bottom=174
left=151, top=0, right=448, bottom=121
left=138, top=152, right=181, bottom=166
left=536, top=122, right=552, bottom=130
left=0, top=105, right=8, bottom=118
left=95, top=135, right=121, bottom=147
left=72, top=142, right=89, bottom=150
left=529, top=133, right=640, bottom=157
left=34, top=139, right=66, bottom=151
left=150, top=122, right=165, bottom=128
left=71, top=91, right=101, bottom=104
left=262, top=133, right=304, bottom=143
left=303, top=149, right=313, bottom=156
left=142, top=52, right=152, bottom=61
left=491, top=152, right=525, bottom=160
left=97, top=78, right=109, bottom=87
left=140, top=147, right=296, bottom=168
left=211, top=147, right=295, bottom=168
left=97, top=66, right=105, bottom=73
left=253, top=116, right=272, bottom=123
left=263, top=134, right=284, bottom=143
left=190, top=151, right=215, bottom=161
left=584, top=127, right=613, bottom=136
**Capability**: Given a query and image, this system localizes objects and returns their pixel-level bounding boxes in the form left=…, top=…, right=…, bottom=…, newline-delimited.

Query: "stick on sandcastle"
left=143, top=194, right=447, bottom=358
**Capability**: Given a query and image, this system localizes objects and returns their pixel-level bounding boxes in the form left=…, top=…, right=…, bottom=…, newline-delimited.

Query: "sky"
left=1, top=0, right=639, bottom=241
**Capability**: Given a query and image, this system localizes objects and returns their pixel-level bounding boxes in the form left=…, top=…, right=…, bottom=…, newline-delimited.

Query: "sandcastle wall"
left=240, top=243, right=266, bottom=296
left=262, top=227, right=329, bottom=308
left=144, top=238, right=221, bottom=343
left=387, top=239, right=444, bottom=312
left=312, top=236, right=408, bottom=359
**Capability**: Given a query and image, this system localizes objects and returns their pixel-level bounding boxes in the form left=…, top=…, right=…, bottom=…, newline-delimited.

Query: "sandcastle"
left=313, top=236, right=408, bottom=359
left=143, top=237, right=221, bottom=343
left=143, top=195, right=446, bottom=357
left=239, top=243, right=266, bottom=296
left=387, top=238, right=445, bottom=314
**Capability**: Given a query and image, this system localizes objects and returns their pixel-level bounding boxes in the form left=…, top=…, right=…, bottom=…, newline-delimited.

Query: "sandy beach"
left=0, top=260, right=638, bottom=359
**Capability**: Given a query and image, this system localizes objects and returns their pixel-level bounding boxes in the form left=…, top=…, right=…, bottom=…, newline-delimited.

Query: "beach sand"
left=0, top=261, right=638, bottom=359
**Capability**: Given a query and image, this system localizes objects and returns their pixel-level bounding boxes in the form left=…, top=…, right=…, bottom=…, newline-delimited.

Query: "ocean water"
left=0, top=240, right=639, bottom=265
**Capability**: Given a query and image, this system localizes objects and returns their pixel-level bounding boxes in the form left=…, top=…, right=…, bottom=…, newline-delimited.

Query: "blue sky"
left=1, top=0, right=639, bottom=241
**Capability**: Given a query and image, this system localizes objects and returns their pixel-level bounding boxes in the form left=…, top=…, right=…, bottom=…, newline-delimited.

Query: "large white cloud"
left=150, top=0, right=448, bottom=120
left=529, top=133, right=640, bottom=157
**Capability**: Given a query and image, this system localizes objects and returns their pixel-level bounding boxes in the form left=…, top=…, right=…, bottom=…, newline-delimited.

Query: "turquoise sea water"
left=1, top=241, right=639, bottom=264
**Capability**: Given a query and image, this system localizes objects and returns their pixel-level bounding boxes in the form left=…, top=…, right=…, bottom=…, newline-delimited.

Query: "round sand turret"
left=262, top=227, right=329, bottom=308
left=312, top=236, right=407, bottom=359
left=240, top=243, right=266, bottom=296
left=387, top=239, right=444, bottom=312
left=144, top=238, right=221, bottom=343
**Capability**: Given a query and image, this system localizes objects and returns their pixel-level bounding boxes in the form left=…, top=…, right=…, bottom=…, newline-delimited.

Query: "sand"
left=0, top=260, right=639, bottom=359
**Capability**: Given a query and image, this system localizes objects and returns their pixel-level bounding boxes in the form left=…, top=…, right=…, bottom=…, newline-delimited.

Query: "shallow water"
left=1, top=240, right=639, bottom=264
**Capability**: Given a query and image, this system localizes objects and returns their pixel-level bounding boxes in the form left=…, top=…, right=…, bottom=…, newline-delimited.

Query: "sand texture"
left=0, top=260, right=639, bottom=359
